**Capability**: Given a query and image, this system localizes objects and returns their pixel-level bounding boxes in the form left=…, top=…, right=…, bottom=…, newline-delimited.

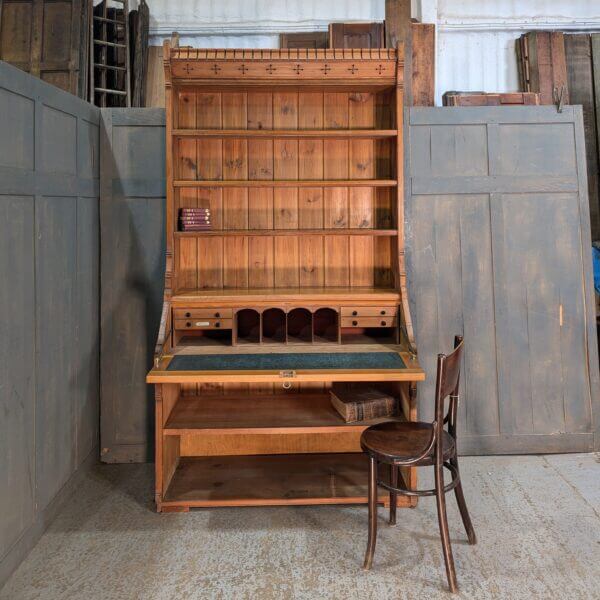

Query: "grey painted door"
left=100, top=108, right=166, bottom=462
left=0, top=60, right=99, bottom=584
left=406, top=106, right=600, bottom=454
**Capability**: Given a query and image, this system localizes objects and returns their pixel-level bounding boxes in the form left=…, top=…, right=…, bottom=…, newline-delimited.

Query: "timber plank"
left=164, top=394, right=396, bottom=433
left=458, top=195, right=499, bottom=436
left=0, top=195, right=35, bottom=560
left=35, top=196, right=77, bottom=507
left=163, top=453, right=394, bottom=506
left=565, top=34, right=600, bottom=239
left=411, top=23, right=435, bottom=107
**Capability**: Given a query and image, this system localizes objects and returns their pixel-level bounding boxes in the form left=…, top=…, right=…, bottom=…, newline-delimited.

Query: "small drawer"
left=174, top=308, right=232, bottom=319
left=341, top=306, right=397, bottom=317
left=175, top=318, right=233, bottom=330
left=341, top=316, right=397, bottom=328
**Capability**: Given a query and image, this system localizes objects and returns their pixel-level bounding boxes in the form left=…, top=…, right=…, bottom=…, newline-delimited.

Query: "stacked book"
left=330, top=385, right=397, bottom=423
left=179, top=207, right=211, bottom=231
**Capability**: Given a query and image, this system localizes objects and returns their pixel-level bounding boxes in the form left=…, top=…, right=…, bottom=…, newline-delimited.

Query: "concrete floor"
left=1, top=453, right=599, bottom=600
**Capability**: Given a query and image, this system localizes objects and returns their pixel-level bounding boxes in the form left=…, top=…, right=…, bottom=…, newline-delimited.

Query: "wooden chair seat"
left=361, top=421, right=456, bottom=466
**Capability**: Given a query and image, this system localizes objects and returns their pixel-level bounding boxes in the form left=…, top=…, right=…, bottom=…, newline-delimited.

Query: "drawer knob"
left=380, top=310, right=386, bottom=315
left=186, top=322, right=191, bottom=328
left=352, top=320, right=358, bottom=326
left=215, top=322, right=221, bottom=328
left=215, top=312, right=220, bottom=318
left=185, top=312, right=191, bottom=318
left=352, top=310, right=358, bottom=316
left=381, top=321, right=387, bottom=326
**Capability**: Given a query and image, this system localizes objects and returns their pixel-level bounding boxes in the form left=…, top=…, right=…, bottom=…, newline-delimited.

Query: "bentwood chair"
left=360, top=336, right=476, bottom=593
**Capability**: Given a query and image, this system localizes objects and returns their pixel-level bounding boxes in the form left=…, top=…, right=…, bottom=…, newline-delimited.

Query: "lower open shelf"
left=164, top=393, right=399, bottom=434
left=161, top=453, right=406, bottom=509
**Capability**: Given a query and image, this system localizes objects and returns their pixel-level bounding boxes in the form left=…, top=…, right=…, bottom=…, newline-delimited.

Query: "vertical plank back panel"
left=407, top=106, right=600, bottom=453
left=0, top=62, right=100, bottom=585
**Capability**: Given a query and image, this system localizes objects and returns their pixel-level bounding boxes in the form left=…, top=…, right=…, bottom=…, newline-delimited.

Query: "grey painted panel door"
left=100, top=109, right=166, bottom=463
left=407, top=106, right=600, bottom=454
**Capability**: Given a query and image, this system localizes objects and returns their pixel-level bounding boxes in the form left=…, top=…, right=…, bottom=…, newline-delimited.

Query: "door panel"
left=407, top=106, right=600, bottom=453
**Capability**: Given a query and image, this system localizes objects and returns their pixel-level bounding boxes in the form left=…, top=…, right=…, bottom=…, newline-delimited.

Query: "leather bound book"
left=330, top=385, right=397, bottom=423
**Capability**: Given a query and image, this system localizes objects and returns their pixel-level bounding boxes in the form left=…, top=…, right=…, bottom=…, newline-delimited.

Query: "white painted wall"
left=142, top=0, right=600, bottom=104
left=144, top=0, right=386, bottom=47
left=435, top=0, right=600, bottom=103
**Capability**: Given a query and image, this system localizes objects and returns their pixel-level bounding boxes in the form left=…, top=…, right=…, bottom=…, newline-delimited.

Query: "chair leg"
left=363, top=456, right=378, bottom=570
left=451, top=458, right=477, bottom=545
left=435, top=464, right=458, bottom=593
left=389, top=463, right=397, bottom=526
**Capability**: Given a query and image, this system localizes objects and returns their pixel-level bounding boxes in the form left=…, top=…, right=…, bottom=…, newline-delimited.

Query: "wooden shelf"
left=173, top=129, right=398, bottom=138
left=171, top=342, right=411, bottom=356
left=173, top=179, right=397, bottom=188
left=164, top=393, right=398, bottom=435
left=162, top=453, right=399, bottom=507
left=172, top=286, right=401, bottom=304
left=175, top=229, right=397, bottom=237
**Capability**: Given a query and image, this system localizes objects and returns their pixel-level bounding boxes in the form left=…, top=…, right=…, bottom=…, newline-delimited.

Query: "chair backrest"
left=434, top=336, right=464, bottom=449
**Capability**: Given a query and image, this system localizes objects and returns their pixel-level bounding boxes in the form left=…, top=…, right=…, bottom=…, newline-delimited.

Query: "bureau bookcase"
left=147, top=42, right=424, bottom=511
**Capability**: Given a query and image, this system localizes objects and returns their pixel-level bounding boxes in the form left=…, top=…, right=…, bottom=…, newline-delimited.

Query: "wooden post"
left=411, top=23, right=435, bottom=106
left=386, top=0, right=412, bottom=105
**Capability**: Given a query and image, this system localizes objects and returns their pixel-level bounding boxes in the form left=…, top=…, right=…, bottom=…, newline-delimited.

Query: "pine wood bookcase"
left=147, top=42, right=424, bottom=512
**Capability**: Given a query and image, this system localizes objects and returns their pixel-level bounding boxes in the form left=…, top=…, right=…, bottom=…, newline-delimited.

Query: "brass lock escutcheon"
left=279, top=370, right=297, bottom=378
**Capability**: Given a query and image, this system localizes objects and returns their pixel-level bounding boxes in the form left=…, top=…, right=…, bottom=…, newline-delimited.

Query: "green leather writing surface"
left=167, top=352, right=406, bottom=371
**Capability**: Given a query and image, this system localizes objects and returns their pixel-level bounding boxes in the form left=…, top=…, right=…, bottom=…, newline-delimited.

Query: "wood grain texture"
left=329, top=22, right=384, bottom=50
left=151, top=44, right=419, bottom=510
left=565, top=34, right=600, bottom=239
left=406, top=106, right=599, bottom=453
left=0, top=0, right=87, bottom=97
left=100, top=109, right=165, bottom=463
left=0, top=67, right=101, bottom=588
left=168, top=76, right=399, bottom=290
left=162, top=453, right=403, bottom=507
left=518, top=32, right=569, bottom=106
left=411, top=23, right=435, bottom=107
left=280, top=32, right=328, bottom=50
left=0, top=195, right=35, bottom=561
left=164, top=393, right=397, bottom=433
left=145, top=45, right=165, bottom=107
